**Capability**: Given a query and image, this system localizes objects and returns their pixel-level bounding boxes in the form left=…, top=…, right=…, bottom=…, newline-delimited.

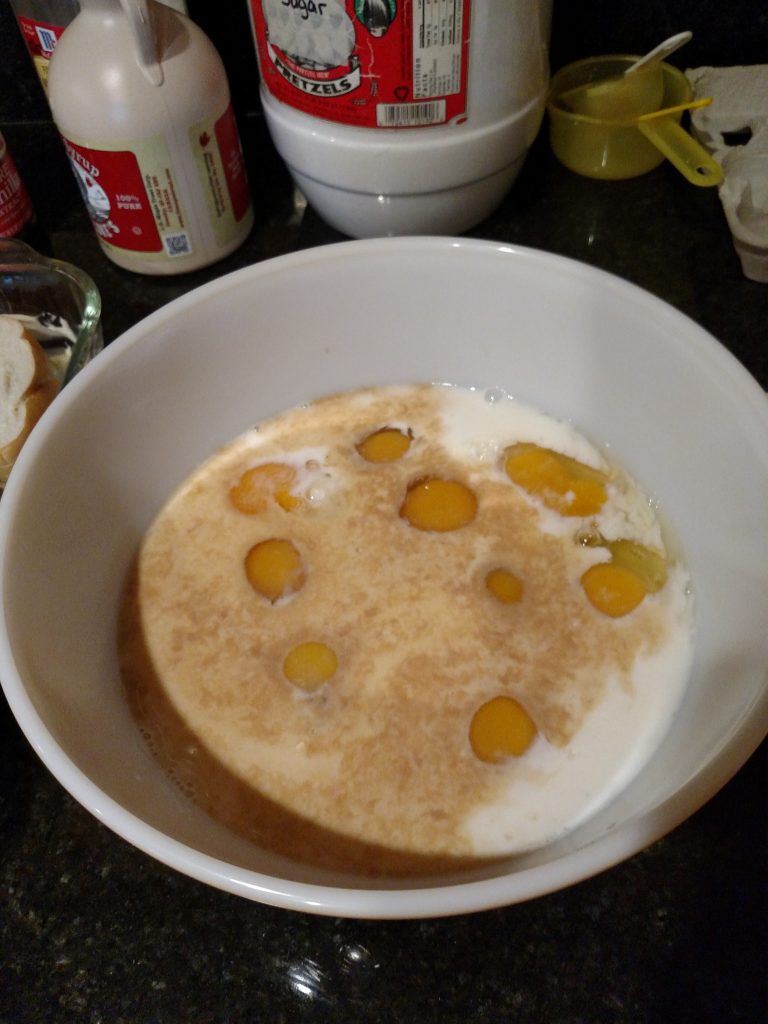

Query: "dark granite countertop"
left=2, top=3, right=767, bottom=1021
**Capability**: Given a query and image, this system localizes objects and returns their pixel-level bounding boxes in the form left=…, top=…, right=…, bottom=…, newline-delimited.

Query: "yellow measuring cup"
left=548, top=56, right=723, bottom=186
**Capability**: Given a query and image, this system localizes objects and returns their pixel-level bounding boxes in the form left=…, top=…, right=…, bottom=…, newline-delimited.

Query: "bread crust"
left=0, top=316, right=59, bottom=484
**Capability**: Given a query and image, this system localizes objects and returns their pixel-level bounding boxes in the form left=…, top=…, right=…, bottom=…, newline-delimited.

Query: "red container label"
left=16, top=15, right=67, bottom=93
left=15, top=14, right=65, bottom=59
left=0, top=139, right=34, bottom=238
left=249, top=0, right=471, bottom=128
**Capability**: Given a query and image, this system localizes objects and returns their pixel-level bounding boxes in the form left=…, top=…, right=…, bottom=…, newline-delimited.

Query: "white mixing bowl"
left=1, top=237, right=767, bottom=918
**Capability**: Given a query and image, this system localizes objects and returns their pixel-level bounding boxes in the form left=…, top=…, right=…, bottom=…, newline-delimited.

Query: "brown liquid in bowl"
left=118, top=386, right=669, bottom=876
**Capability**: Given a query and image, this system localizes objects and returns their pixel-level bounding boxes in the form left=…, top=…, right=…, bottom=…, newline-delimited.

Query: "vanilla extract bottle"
left=0, top=132, right=34, bottom=240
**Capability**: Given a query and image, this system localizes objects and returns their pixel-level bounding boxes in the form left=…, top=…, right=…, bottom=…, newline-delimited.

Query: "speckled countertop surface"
left=1, top=3, right=767, bottom=1021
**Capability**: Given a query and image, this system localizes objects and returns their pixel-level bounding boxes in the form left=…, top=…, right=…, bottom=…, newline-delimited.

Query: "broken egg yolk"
left=485, top=568, right=524, bottom=604
left=504, top=443, right=607, bottom=517
left=400, top=477, right=478, bottom=532
left=469, top=696, right=538, bottom=762
left=356, top=427, right=412, bottom=463
left=605, top=538, right=668, bottom=593
left=229, top=462, right=302, bottom=514
left=283, top=641, right=337, bottom=690
left=244, top=538, right=305, bottom=603
left=581, top=561, right=646, bottom=618
left=578, top=530, right=669, bottom=596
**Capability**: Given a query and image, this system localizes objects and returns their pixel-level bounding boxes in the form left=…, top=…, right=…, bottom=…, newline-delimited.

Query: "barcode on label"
left=376, top=100, right=447, bottom=127
left=163, top=232, right=192, bottom=257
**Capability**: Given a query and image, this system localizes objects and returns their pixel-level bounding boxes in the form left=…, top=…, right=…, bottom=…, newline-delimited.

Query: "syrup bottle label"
left=249, top=0, right=471, bottom=128
left=189, top=104, right=252, bottom=245
left=61, top=135, right=187, bottom=260
left=60, top=104, right=251, bottom=264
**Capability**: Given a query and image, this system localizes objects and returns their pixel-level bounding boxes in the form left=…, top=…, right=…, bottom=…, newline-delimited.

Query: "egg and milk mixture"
left=118, top=384, right=693, bottom=875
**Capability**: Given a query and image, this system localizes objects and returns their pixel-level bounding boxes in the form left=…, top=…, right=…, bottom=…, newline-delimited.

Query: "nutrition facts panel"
left=413, top=0, right=466, bottom=99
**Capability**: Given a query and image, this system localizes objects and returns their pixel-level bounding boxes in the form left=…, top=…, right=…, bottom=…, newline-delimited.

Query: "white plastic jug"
left=47, top=0, right=253, bottom=274
left=248, top=0, right=553, bottom=237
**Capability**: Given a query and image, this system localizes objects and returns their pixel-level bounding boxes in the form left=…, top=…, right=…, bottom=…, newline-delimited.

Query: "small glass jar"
left=0, top=238, right=102, bottom=385
left=0, top=239, right=103, bottom=488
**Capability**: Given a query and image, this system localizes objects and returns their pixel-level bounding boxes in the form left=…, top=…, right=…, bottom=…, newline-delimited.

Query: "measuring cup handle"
left=637, top=117, right=723, bottom=187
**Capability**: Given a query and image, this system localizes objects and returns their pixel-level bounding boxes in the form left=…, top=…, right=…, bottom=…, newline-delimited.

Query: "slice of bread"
left=0, top=314, right=59, bottom=485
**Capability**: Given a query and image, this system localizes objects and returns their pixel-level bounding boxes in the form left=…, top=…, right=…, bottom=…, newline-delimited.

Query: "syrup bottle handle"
left=120, top=0, right=164, bottom=86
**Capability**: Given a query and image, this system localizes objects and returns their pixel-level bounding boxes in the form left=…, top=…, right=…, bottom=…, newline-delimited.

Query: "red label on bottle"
left=0, top=139, right=34, bottom=238
left=213, top=106, right=251, bottom=222
left=249, top=0, right=471, bottom=128
left=61, top=138, right=163, bottom=253
left=16, top=15, right=66, bottom=59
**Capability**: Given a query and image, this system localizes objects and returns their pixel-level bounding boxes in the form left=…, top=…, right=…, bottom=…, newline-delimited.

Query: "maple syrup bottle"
left=47, top=0, right=253, bottom=274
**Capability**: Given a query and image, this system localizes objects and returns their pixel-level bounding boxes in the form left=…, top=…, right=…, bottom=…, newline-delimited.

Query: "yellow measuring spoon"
left=637, top=98, right=723, bottom=186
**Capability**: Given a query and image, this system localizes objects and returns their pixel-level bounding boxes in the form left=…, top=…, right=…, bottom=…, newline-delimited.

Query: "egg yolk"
left=469, top=696, right=538, bottom=762
left=606, top=538, right=668, bottom=593
left=229, top=462, right=302, bottom=514
left=485, top=568, right=524, bottom=604
left=356, top=427, right=412, bottom=463
left=400, top=477, right=478, bottom=532
left=581, top=561, right=646, bottom=617
left=244, top=538, right=305, bottom=603
left=283, top=641, right=337, bottom=690
left=503, top=443, right=607, bottom=517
